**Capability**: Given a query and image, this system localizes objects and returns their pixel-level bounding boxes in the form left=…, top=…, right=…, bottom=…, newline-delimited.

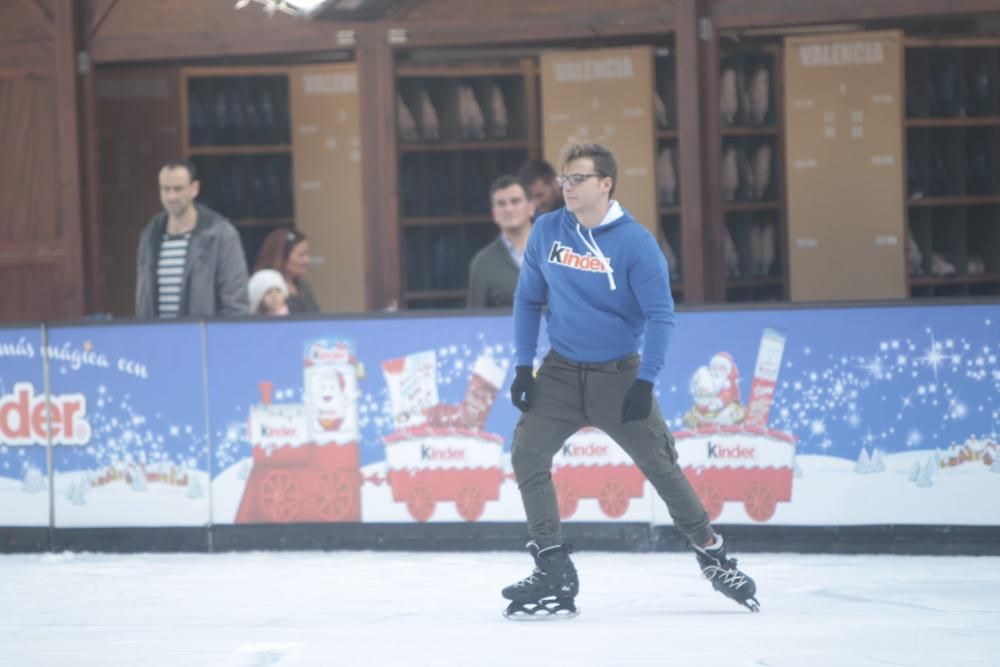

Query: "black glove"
left=510, top=365, right=535, bottom=412
left=621, top=379, right=654, bottom=423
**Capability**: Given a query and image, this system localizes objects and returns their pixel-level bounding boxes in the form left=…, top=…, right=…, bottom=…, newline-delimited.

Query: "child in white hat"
left=248, top=269, right=289, bottom=316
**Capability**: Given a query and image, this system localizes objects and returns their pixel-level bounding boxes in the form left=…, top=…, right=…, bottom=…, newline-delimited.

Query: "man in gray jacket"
left=136, top=160, right=249, bottom=318
left=466, top=175, right=535, bottom=309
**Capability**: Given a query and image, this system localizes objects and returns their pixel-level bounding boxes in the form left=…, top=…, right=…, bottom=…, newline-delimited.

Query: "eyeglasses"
left=557, top=173, right=600, bottom=188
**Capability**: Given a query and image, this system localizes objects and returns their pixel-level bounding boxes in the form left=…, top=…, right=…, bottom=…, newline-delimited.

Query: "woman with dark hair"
left=253, top=227, right=320, bottom=313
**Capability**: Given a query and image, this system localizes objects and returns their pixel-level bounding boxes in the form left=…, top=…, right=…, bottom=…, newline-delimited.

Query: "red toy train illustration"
left=381, top=352, right=509, bottom=522
left=234, top=329, right=793, bottom=524
left=551, top=328, right=796, bottom=523
left=383, top=425, right=505, bottom=522
left=236, top=339, right=364, bottom=523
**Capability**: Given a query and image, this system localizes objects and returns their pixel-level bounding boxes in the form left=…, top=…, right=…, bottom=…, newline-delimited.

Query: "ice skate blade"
left=712, top=586, right=760, bottom=612
left=503, top=608, right=580, bottom=622
left=503, top=598, right=579, bottom=621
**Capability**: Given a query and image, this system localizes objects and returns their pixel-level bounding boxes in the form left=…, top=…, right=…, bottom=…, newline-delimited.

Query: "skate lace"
left=702, top=560, right=749, bottom=590
left=514, top=567, right=543, bottom=588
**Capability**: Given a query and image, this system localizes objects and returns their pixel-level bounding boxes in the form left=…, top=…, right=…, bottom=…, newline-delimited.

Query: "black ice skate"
left=502, top=542, right=579, bottom=621
left=693, top=535, right=760, bottom=612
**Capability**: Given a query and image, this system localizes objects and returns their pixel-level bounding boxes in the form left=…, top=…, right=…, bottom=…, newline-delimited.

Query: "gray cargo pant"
left=511, top=350, right=714, bottom=549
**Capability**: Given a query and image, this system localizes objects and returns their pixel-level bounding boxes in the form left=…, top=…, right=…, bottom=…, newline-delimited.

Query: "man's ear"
left=191, top=180, right=201, bottom=198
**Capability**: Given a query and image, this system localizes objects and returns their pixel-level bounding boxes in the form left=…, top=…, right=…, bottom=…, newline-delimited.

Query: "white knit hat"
left=248, top=269, right=288, bottom=314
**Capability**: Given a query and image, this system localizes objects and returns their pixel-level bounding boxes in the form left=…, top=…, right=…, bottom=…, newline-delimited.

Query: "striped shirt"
left=156, top=232, right=191, bottom=318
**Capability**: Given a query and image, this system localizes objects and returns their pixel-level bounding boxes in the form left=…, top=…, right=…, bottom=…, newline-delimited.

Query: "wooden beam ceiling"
left=711, top=0, right=1000, bottom=29
left=311, top=0, right=417, bottom=21
left=14, top=0, right=53, bottom=35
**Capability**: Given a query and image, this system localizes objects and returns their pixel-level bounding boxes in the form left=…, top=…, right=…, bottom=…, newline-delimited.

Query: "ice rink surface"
left=1, top=550, right=997, bottom=667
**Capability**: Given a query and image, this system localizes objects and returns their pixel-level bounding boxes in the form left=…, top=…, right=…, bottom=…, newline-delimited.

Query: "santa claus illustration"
left=709, top=353, right=741, bottom=410
left=683, top=352, right=746, bottom=428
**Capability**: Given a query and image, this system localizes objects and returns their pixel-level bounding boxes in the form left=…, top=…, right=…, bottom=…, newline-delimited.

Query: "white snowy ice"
left=0, top=551, right=997, bottom=666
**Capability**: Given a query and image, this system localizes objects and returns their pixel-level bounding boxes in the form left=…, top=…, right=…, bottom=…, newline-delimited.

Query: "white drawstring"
left=575, top=224, right=617, bottom=291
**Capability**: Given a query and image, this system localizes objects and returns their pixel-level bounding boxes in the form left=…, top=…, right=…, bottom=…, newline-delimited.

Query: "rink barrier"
left=1, top=299, right=999, bottom=553
left=2, top=523, right=999, bottom=555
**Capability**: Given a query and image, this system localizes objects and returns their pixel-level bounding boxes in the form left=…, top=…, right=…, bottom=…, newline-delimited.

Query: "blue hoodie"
left=513, top=203, right=676, bottom=382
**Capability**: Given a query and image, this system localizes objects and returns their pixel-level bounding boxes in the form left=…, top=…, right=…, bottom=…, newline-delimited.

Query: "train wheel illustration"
left=744, top=483, right=776, bottom=522
left=554, top=480, right=579, bottom=519
left=314, top=470, right=355, bottom=522
left=260, top=469, right=301, bottom=522
left=597, top=480, right=629, bottom=518
left=695, top=482, right=723, bottom=521
left=456, top=485, right=486, bottom=522
left=406, top=484, right=435, bottom=523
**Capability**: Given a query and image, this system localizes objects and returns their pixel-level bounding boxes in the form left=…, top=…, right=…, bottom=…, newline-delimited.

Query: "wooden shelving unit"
left=721, top=126, right=780, bottom=137
left=398, top=140, right=530, bottom=153
left=717, top=43, right=788, bottom=303
left=180, top=68, right=295, bottom=268
left=654, top=49, right=684, bottom=301
left=906, top=116, right=1000, bottom=127
left=724, top=201, right=782, bottom=213
left=904, top=39, right=1000, bottom=298
left=395, top=59, right=538, bottom=310
left=188, top=145, right=292, bottom=156
left=909, top=194, right=1000, bottom=207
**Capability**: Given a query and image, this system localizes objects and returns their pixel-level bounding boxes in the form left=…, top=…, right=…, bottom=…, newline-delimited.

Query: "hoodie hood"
left=560, top=200, right=630, bottom=234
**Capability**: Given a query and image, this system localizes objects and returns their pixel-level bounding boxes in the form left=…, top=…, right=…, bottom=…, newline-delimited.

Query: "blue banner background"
left=44, top=323, right=209, bottom=477
left=0, top=328, right=46, bottom=477
left=203, top=305, right=999, bottom=473
left=0, top=303, right=997, bottom=527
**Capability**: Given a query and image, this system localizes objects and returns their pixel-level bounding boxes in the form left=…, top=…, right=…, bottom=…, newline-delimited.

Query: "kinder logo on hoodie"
left=548, top=241, right=612, bottom=275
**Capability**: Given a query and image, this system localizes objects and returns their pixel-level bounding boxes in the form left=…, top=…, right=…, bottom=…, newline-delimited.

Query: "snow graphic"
left=761, top=324, right=998, bottom=460
left=0, top=324, right=215, bottom=526
left=53, top=382, right=209, bottom=482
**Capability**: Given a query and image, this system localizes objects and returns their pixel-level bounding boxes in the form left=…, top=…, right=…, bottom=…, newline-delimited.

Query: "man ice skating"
left=502, top=142, right=759, bottom=619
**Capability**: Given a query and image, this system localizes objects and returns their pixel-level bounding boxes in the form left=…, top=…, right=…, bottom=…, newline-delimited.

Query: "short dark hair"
left=161, top=158, right=198, bottom=182
left=561, top=142, right=618, bottom=197
left=518, top=158, right=557, bottom=189
left=489, top=174, right=525, bottom=199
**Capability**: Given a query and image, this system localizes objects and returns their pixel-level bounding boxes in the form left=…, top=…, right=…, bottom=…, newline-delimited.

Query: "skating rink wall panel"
left=1, top=303, right=998, bottom=547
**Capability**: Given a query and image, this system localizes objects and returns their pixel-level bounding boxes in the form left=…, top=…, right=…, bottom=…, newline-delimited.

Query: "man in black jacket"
left=135, top=159, right=249, bottom=318
left=466, top=175, right=535, bottom=309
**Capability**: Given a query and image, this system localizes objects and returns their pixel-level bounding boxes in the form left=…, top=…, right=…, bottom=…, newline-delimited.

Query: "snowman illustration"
left=308, top=369, right=348, bottom=432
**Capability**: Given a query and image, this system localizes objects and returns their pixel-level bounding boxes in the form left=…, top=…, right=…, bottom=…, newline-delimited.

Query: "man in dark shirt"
left=466, top=175, right=534, bottom=309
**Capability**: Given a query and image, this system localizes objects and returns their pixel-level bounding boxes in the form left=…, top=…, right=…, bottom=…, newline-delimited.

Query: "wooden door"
left=0, top=1, right=84, bottom=321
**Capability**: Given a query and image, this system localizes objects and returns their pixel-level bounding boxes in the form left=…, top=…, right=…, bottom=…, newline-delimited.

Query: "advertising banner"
left=652, top=304, right=998, bottom=526
left=1, top=303, right=996, bottom=528
left=0, top=327, right=48, bottom=526
left=204, top=304, right=999, bottom=527
left=204, top=316, right=523, bottom=524
left=44, top=323, right=210, bottom=527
